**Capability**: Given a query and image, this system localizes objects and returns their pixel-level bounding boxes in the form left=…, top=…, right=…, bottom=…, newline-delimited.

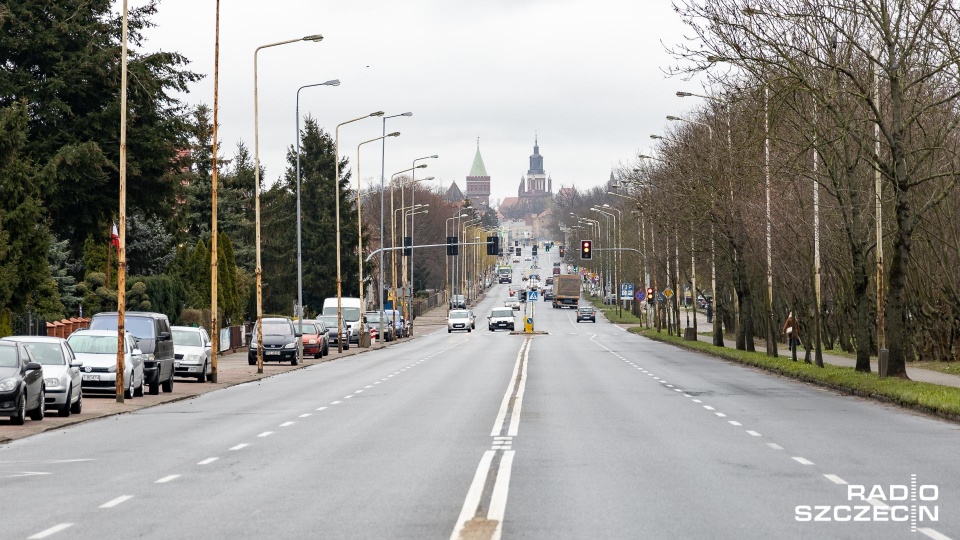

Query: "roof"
left=469, top=145, right=488, bottom=177
left=446, top=181, right=464, bottom=201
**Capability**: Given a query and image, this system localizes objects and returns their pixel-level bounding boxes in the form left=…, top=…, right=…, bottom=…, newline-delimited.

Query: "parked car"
left=385, top=310, right=406, bottom=338
left=1, top=336, right=82, bottom=416
left=248, top=317, right=301, bottom=365
left=576, top=306, right=597, bottom=323
left=294, top=320, right=328, bottom=358
left=0, top=341, right=45, bottom=424
left=172, top=326, right=213, bottom=382
left=67, top=330, right=145, bottom=399
left=90, top=311, right=175, bottom=395
left=364, top=311, right=395, bottom=342
left=306, top=320, right=331, bottom=356
left=447, top=310, right=472, bottom=333
left=322, top=297, right=363, bottom=344
left=488, top=307, right=515, bottom=331
left=317, top=315, right=349, bottom=350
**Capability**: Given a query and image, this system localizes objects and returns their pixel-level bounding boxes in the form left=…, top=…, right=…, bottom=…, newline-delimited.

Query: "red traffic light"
left=646, top=287, right=655, bottom=302
left=580, top=240, right=592, bottom=260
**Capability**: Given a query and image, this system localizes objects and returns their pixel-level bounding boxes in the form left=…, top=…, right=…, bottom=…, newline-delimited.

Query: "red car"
left=296, top=321, right=328, bottom=358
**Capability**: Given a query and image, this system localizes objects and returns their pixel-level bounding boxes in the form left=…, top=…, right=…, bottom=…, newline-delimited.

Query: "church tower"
left=465, top=141, right=491, bottom=207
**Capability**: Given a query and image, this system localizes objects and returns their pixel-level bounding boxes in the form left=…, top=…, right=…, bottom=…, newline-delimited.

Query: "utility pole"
left=209, top=0, right=221, bottom=383
left=115, top=0, right=129, bottom=403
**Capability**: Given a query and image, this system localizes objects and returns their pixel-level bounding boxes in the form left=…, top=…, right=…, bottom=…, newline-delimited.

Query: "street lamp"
left=446, top=212, right=468, bottom=307
left=407, top=154, right=438, bottom=329
left=604, top=203, right=624, bottom=317
left=294, top=79, right=340, bottom=343
left=253, top=33, right=324, bottom=373
left=357, top=131, right=400, bottom=346
left=377, top=112, right=412, bottom=343
left=389, top=165, right=427, bottom=330
left=333, top=110, right=384, bottom=352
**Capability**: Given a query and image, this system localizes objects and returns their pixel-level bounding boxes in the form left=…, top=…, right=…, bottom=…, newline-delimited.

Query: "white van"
left=322, top=297, right=362, bottom=344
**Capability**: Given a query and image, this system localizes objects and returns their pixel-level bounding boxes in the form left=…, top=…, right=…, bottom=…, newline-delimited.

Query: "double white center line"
left=450, top=337, right=531, bottom=540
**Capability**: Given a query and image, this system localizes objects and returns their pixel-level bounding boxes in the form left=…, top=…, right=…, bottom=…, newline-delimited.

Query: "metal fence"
left=10, top=312, right=49, bottom=337
left=411, top=291, right=445, bottom=320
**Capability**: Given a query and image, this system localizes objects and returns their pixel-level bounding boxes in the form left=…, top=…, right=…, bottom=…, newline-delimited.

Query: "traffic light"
left=515, top=246, right=521, bottom=256
left=580, top=240, right=592, bottom=260
left=532, top=245, right=538, bottom=256
left=403, top=236, right=412, bottom=257
left=486, top=235, right=499, bottom=255
left=446, top=236, right=458, bottom=256
left=559, top=247, right=565, bottom=258
left=646, top=287, right=655, bottom=304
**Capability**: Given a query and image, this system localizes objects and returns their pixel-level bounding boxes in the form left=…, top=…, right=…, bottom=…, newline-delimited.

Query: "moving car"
left=447, top=310, right=472, bottom=333
left=90, top=311, right=175, bottom=395
left=543, top=286, right=554, bottom=301
left=450, top=294, right=466, bottom=309
left=364, top=312, right=395, bottom=342
left=576, top=306, right=597, bottom=323
left=316, top=315, right=349, bottom=350
left=172, top=326, right=213, bottom=382
left=1, top=336, right=82, bottom=416
left=248, top=317, right=302, bottom=365
left=294, top=320, right=328, bottom=358
left=0, top=341, right=45, bottom=424
left=505, top=299, right=521, bottom=310
left=488, top=307, right=515, bottom=331
left=67, top=330, right=145, bottom=399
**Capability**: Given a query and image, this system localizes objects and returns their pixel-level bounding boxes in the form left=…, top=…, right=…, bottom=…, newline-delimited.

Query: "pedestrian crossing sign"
left=528, top=290, right=539, bottom=301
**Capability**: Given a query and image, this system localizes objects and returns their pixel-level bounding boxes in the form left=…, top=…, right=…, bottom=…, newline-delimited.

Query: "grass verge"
left=587, top=295, right=645, bottom=325
left=628, top=326, right=960, bottom=421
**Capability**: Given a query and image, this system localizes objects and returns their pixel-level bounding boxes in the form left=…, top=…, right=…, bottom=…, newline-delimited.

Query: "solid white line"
left=197, top=457, right=218, bottom=465
left=258, top=431, right=273, bottom=438
left=508, top=340, right=531, bottom=437
left=316, top=406, right=327, bottom=411
left=99, top=495, right=134, bottom=509
left=155, top=474, right=179, bottom=484
left=824, top=474, right=848, bottom=485
left=229, top=443, right=248, bottom=451
left=767, top=443, right=783, bottom=450
left=746, top=430, right=761, bottom=437
left=728, top=421, right=742, bottom=426
left=488, top=450, right=516, bottom=540
left=918, top=527, right=952, bottom=540
left=29, top=524, right=73, bottom=539
left=491, top=340, right=526, bottom=436
left=280, top=421, right=295, bottom=427
left=793, top=457, right=814, bottom=465
left=299, top=413, right=311, bottom=418
left=449, top=450, right=496, bottom=540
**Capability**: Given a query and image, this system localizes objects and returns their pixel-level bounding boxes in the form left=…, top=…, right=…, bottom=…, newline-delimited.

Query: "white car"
left=447, top=310, right=472, bottom=333
left=172, top=326, right=213, bottom=382
left=488, top=307, right=516, bottom=331
left=504, top=299, right=521, bottom=310
left=1, top=336, right=83, bottom=417
left=67, top=330, right=145, bottom=399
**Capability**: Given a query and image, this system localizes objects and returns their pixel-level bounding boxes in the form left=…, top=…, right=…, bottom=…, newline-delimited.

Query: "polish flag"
left=111, top=222, right=120, bottom=252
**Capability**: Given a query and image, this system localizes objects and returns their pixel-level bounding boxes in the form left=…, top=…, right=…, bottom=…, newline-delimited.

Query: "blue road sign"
left=635, top=290, right=644, bottom=301
left=620, top=282, right=634, bottom=300
left=528, top=290, right=539, bottom=301
left=657, top=292, right=666, bottom=303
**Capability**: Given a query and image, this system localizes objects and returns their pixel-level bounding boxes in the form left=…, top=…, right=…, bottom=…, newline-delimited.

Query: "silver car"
left=67, top=330, right=145, bottom=399
left=447, top=310, right=472, bottom=333
left=172, top=326, right=212, bottom=382
left=0, top=336, right=83, bottom=417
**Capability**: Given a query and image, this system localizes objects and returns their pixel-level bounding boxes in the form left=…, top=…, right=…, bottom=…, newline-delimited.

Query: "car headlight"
left=186, top=354, right=202, bottom=363
left=108, top=364, right=117, bottom=373
left=283, top=342, right=297, bottom=349
left=146, top=353, right=155, bottom=361
left=307, top=339, right=317, bottom=344
left=0, top=378, right=17, bottom=392
left=44, top=377, right=62, bottom=388
left=250, top=341, right=258, bottom=349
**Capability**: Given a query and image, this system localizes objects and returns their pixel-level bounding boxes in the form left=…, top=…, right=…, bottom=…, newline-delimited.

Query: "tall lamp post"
left=333, top=111, right=385, bottom=352
left=253, top=33, right=323, bottom=373
left=389, top=165, right=427, bottom=329
left=402, top=176, right=434, bottom=328
left=407, top=154, right=437, bottom=329
left=461, top=218, right=481, bottom=299
left=357, top=132, right=400, bottom=347
left=446, top=212, right=468, bottom=307
left=377, top=112, right=412, bottom=343
left=294, top=79, right=340, bottom=343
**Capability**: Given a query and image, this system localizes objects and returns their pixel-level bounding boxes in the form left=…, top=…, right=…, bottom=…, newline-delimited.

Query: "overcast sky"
left=140, top=0, right=700, bottom=205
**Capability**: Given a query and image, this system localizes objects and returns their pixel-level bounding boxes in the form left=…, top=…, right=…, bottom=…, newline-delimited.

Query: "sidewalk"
left=0, top=301, right=458, bottom=445
left=625, top=306, right=960, bottom=390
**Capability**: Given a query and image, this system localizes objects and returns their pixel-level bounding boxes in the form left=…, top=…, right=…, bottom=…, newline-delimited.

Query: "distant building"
left=499, top=137, right=553, bottom=218
left=445, top=180, right=464, bottom=203
left=464, top=143, right=491, bottom=207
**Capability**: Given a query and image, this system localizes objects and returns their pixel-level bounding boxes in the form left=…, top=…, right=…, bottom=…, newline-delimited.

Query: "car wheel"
left=149, top=375, right=160, bottom=395
left=248, top=356, right=256, bottom=365
left=468, top=328, right=472, bottom=333
left=58, top=388, right=72, bottom=417
left=70, top=389, right=83, bottom=414
left=134, top=375, right=144, bottom=397
left=11, top=391, right=26, bottom=425
left=447, top=329, right=452, bottom=333
left=343, top=343, right=349, bottom=350
left=29, top=387, right=45, bottom=421
left=162, top=371, right=173, bottom=393
left=198, top=361, right=207, bottom=383
left=125, top=380, right=134, bottom=399
left=291, top=355, right=299, bottom=366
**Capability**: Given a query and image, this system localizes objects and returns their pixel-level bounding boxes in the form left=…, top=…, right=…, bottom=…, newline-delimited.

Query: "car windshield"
left=295, top=322, right=317, bottom=334
left=256, top=322, right=292, bottom=336
left=450, top=312, right=469, bottom=319
left=0, top=345, right=16, bottom=367
left=317, top=316, right=338, bottom=328
left=365, top=313, right=381, bottom=323
left=492, top=309, right=513, bottom=318
left=172, top=329, right=202, bottom=346
left=91, top=316, right=156, bottom=338
left=579, top=307, right=593, bottom=312
left=23, top=342, right=65, bottom=365
left=68, top=334, right=119, bottom=354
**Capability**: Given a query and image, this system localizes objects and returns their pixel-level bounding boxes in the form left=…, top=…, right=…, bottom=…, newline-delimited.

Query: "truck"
left=552, top=274, right=581, bottom=309
left=497, top=266, right=512, bottom=284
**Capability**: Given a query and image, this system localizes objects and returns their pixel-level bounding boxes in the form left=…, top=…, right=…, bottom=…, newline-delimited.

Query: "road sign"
left=620, top=283, right=634, bottom=300
left=528, top=290, right=539, bottom=301
left=657, top=292, right=666, bottom=303
left=635, top=290, right=643, bottom=301
left=663, top=287, right=674, bottom=299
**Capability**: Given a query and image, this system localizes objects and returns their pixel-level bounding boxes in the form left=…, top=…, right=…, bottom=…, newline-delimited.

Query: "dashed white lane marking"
left=824, top=474, right=847, bottom=485
left=674, top=389, right=683, bottom=392
left=364, top=385, right=373, bottom=389
left=299, top=413, right=311, bottom=418
left=666, top=384, right=674, bottom=388
left=344, top=395, right=354, bottom=399
left=918, top=527, right=952, bottom=540
left=258, top=432, right=273, bottom=438
left=229, top=444, right=248, bottom=451
left=703, top=405, right=715, bottom=411
left=715, top=412, right=727, bottom=417
left=155, top=474, right=180, bottom=484
left=354, top=390, right=364, bottom=394
left=316, top=406, right=327, bottom=411
left=692, top=399, right=702, bottom=403
left=767, top=443, right=783, bottom=450
left=198, top=458, right=219, bottom=465
left=729, top=421, right=742, bottom=426
left=99, top=495, right=134, bottom=508
left=279, top=421, right=295, bottom=427
left=746, top=430, right=761, bottom=437
left=28, top=524, right=73, bottom=539
left=683, top=394, right=691, bottom=397
left=331, top=400, right=342, bottom=405
left=793, top=457, right=814, bottom=466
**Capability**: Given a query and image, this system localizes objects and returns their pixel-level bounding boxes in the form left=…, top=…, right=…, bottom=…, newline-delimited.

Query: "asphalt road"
left=2, top=251, right=958, bottom=539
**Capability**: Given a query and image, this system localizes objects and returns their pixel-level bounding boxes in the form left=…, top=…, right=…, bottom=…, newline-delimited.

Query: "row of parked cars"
left=1, top=311, right=214, bottom=425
